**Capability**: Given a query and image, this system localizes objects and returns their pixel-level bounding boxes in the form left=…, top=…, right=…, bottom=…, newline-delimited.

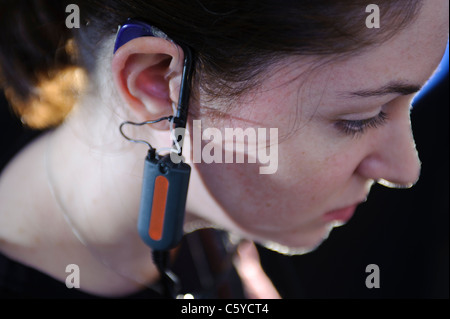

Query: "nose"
left=356, top=110, right=421, bottom=189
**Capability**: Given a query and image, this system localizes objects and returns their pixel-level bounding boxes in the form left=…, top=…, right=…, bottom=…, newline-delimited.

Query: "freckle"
left=266, top=202, right=272, bottom=208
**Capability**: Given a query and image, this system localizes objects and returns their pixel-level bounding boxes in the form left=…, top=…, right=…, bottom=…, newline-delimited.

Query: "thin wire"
left=156, top=116, right=183, bottom=157
left=119, top=102, right=184, bottom=158
left=119, top=116, right=173, bottom=150
left=170, top=102, right=182, bottom=154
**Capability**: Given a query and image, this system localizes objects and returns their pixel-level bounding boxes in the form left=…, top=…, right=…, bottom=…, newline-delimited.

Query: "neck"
left=45, top=113, right=161, bottom=277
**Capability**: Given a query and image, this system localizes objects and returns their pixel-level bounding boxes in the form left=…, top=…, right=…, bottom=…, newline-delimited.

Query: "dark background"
left=0, top=66, right=448, bottom=300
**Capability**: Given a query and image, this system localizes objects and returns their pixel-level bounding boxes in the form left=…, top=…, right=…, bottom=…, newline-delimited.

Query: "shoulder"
left=0, top=133, right=51, bottom=247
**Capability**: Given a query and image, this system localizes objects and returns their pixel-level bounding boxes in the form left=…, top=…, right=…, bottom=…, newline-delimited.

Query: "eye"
left=335, top=111, right=388, bottom=137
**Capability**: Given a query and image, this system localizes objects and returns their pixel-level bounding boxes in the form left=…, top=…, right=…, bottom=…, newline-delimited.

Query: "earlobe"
left=111, top=37, right=184, bottom=121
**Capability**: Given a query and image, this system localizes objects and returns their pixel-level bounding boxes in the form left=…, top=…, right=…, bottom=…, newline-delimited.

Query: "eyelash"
left=335, top=111, right=388, bottom=137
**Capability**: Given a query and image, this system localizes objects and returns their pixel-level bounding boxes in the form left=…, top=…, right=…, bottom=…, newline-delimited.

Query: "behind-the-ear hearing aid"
left=115, top=18, right=195, bottom=298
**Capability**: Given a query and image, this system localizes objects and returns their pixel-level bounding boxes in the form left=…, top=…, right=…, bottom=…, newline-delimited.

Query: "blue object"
left=114, top=19, right=161, bottom=53
left=412, top=40, right=449, bottom=106
left=137, top=154, right=191, bottom=251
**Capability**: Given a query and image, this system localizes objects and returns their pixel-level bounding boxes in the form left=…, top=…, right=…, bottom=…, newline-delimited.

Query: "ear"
left=112, top=36, right=184, bottom=122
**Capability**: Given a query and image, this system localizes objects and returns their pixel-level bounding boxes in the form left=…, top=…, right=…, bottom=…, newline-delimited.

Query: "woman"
left=0, top=0, right=448, bottom=298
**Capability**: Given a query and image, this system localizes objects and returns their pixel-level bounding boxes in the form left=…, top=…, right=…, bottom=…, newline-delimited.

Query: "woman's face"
left=190, top=0, right=448, bottom=254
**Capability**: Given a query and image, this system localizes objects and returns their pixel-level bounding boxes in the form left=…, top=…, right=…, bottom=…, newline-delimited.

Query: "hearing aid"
left=115, top=19, right=194, bottom=252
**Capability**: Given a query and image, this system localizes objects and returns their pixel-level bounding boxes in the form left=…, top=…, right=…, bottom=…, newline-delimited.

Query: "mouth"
left=322, top=203, right=359, bottom=223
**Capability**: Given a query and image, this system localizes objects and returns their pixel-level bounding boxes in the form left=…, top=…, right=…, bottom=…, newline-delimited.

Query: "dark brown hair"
left=0, top=0, right=422, bottom=128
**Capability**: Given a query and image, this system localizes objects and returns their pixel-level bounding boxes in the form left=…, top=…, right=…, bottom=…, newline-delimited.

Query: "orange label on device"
left=149, top=175, right=169, bottom=241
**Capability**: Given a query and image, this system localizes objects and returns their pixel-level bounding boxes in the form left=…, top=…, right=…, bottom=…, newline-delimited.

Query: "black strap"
left=152, top=250, right=179, bottom=298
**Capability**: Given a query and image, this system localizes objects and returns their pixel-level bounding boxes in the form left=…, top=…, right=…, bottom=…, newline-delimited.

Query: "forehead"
left=278, top=0, right=448, bottom=105
left=228, top=1, right=448, bottom=124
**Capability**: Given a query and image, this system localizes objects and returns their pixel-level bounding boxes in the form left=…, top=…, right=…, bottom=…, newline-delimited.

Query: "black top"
left=0, top=228, right=245, bottom=299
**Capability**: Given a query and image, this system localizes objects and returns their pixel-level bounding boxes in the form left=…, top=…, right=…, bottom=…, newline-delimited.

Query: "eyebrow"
left=342, top=81, right=422, bottom=99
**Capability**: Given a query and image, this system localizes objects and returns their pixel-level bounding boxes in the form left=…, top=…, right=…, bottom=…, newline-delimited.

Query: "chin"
left=254, top=223, right=337, bottom=256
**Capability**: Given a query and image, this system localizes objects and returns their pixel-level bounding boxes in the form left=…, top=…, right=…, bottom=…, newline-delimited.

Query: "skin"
left=190, top=0, right=448, bottom=252
left=0, top=0, right=447, bottom=296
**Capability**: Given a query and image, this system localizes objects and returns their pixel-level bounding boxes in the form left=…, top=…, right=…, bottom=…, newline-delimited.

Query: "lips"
left=323, top=204, right=358, bottom=223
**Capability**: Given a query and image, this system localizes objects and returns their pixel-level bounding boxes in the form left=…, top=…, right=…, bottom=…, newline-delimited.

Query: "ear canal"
left=135, top=71, right=171, bottom=102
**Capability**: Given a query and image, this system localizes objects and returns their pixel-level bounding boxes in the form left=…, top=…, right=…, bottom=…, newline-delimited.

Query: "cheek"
left=195, top=159, right=286, bottom=234
left=276, top=147, right=357, bottom=210
left=195, top=140, right=359, bottom=235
